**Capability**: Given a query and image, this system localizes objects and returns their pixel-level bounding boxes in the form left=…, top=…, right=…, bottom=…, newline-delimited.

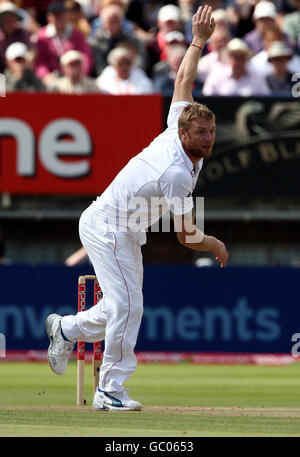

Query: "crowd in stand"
left=0, top=0, right=299, bottom=96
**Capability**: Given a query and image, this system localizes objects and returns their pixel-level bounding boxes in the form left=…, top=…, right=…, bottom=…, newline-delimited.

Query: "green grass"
left=1, top=361, right=300, bottom=436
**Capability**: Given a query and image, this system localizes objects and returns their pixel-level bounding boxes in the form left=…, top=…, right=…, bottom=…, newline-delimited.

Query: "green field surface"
left=1, top=361, right=300, bottom=437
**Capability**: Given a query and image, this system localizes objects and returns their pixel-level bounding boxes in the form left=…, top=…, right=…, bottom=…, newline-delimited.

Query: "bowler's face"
left=181, top=118, right=216, bottom=159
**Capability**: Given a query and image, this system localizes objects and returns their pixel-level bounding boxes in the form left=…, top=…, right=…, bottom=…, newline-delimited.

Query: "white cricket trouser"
left=61, top=203, right=145, bottom=393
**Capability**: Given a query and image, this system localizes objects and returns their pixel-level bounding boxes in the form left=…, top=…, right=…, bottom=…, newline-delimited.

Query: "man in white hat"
left=249, top=27, right=300, bottom=78
left=146, top=4, right=183, bottom=75
left=244, top=0, right=278, bottom=54
left=0, top=1, right=32, bottom=72
left=48, top=49, right=99, bottom=93
left=4, top=41, right=45, bottom=92
left=203, top=37, right=270, bottom=95
left=265, top=41, right=295, bottom=95
left=89, top=3, right=148, bottom=76
left=151, top=30, right=187, bottom=81
left=96, top=46, right=154, bottom=94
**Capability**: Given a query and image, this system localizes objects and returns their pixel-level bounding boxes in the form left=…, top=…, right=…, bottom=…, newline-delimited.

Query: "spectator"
left=4, top=41, right=45, bottom=91
left=211, top=7, right=231, bottom=32
left=146, top=4, right=183, bottom=75
left=249, top=27, right=300, bottom=77
left=154, top=29, right=187, bottom=66
left=153, top=44, right=202, bottom=96
left=34, top=1, right=93, bottom=86
left=96, top=46, right=154, bottom=94
left=197, top=26, right=231, bottom=82
left=152, top=37, right=186, bottom=80
left=244, top=1, right=279, bottom=55
left=65, top=0, right=91, bottom=36
left=0, top=2, right=33, bottom=71
left=202, top=37, right=270, bottom=96
left=282, top=0, right=300, bottom=47
left=90, top=0, right=135, bottom=37
left=0, top=0, right=41, bottom=34
left=203, top=8, right=231, bottom=54
left=150, top=29, right=187, bottom=71
left=125, top=0, right=178, bottom=40
left=266, top=41, right=295, bottom=95
left=89, top=3, right=148, bottom=76
left=48, top=49, right=99, bottom=92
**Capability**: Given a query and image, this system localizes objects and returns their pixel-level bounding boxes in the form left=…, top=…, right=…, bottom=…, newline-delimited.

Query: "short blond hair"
left=178, top=102, right=215, bottom=132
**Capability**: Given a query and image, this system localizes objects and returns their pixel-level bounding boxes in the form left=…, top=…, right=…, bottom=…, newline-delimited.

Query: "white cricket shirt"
left=93, top=101, right=203, bottom=231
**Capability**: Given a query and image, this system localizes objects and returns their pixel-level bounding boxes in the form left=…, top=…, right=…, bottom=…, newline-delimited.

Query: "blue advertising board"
left=0, top=265, right=299, bottom=354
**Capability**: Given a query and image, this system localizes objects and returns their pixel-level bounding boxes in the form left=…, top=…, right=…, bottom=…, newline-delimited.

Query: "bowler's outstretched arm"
left=171, top=5, right=215, bottom=104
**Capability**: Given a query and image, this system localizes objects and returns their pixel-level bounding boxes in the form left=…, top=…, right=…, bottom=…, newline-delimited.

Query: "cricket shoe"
left=46, top=314, right=74, bottom=375
left=93, top=388, right=142, bottom=411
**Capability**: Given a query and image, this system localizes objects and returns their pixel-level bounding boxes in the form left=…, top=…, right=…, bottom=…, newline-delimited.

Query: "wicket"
left=77, top=275, right=103, bottom=406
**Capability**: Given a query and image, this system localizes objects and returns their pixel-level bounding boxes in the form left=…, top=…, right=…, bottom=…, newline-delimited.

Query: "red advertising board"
left=0, top=93, right=163, bottom=194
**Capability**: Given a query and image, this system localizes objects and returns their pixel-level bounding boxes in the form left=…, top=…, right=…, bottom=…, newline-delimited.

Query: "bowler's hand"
left=207, top=236, right=229, bottom=268
left=192, top=5, right=215, bottom=42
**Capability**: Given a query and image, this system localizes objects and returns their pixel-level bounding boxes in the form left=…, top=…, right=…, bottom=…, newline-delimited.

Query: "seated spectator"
left=211, top=8, right=231, bottom=33
left=151, top=29, right=187, bottom=74
left=89, top=3, right=148, bottom=76
left=65, top=0, right=91, bottom=36
left=90, top=0, right=135, bottom=37
left=96, top=46, right=154, bottom=94
left=0, top=2, right=33, bottom=71
left=34, top=1, right=93, bottom=86
left=146, top=4, right=183, bottom=76
left=243, top=1, right=279, bottom=55
left=197, top=26, right=231, bottom=82
left=4, top=41, right=45, bottom=91
left=249, top=27, right=300, bottom=77
left=125, top=0, right=179, bottom=41
left=266, top=41, right=294, bottom=95
left=153, top=44, right=202, bottom=96
left=48, top=49, right=99, bottom=92
left=282, top=0, right=300, bottom=47
left=203, top=8, right=231, bottom=54
left=202, top=37, right=270, bottom=96
left=1, top=0, right=41, bottom=34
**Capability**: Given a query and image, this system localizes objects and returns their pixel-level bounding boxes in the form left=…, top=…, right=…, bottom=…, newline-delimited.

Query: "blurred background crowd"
left=0, top=0, right=299, bottom=96
left=0, top=0, right=299, bottom=268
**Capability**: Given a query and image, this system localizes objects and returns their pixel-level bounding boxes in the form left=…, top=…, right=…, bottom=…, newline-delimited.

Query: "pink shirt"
left=203, top=62, right=270, bottom=96
left=197, top=50, right=227, bottom=83
left=35, top=23, right=93, bottom=79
